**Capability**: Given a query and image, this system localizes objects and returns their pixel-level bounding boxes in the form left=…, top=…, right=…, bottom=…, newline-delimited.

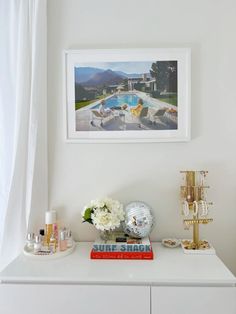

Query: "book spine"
left=92, top=244, right=152, bottom=252
left=90, top=251, right=153, bottom=260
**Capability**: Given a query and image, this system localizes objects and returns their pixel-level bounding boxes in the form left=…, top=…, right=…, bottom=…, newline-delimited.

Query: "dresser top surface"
left=0, top=242, right=235, bottom=286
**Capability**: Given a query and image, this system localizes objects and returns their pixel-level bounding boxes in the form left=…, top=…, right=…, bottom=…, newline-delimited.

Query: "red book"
left=90, top=249, right=154, bottom=260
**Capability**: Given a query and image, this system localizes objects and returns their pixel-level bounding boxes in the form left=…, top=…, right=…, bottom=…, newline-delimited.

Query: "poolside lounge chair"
left=148, top=108, right=168, bottom=124
left=164, top=109, right=177, bottom=124
left=154, top=108, right=168, bottom=117
left=91, top=110, right=114, bottom=127
left=139, top=107, right=149, bottom=120
left=131, top=107, right=149, bottom=128
left=149, top=107, right=177, bottom=128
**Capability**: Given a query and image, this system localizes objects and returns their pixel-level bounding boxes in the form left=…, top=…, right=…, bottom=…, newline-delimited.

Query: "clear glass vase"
left=100, top=230, right=112, bottom=242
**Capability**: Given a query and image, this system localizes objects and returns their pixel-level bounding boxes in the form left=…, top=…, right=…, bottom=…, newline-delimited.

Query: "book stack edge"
left=90, top=232, right=154, bottom=260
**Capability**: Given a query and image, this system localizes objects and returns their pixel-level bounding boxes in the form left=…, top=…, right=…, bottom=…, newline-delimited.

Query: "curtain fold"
left=0, top=0, right=47, bottom=270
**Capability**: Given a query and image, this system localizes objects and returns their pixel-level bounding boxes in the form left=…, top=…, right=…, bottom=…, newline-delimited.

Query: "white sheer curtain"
left=0, top=0, right=47, bottom=270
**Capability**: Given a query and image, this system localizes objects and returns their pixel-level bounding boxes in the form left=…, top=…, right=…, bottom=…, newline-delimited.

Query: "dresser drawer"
left=0, top=284, right=150, bottom=314
left=152, top=286, right=236, bottom=314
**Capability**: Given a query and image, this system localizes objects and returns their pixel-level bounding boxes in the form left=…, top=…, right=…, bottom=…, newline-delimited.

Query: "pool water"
left=92, top=94, right=148, bottom=109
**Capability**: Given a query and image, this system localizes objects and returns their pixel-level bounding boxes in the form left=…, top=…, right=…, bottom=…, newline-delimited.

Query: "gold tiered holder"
left=180, top=170, right=215, bottom=254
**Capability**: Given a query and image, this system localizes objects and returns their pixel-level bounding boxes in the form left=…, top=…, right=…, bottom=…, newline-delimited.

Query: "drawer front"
left=0, top=284, right=150, bottom=314
left=152, top=286, right=236, bottom=314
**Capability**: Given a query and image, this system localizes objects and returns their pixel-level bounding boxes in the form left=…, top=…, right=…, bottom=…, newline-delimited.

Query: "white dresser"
left=0, top=242, right=235, bottom=314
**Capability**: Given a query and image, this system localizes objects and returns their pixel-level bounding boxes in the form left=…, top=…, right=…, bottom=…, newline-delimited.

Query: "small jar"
left=59, top=230, right=67, bottom=252
left=34, top=235, right=42, bottom=253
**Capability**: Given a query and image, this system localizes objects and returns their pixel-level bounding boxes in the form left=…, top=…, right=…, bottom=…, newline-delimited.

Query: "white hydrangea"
left=82, top=197, right=124, bottom=231
left=90, top=199, right=105, bottom=208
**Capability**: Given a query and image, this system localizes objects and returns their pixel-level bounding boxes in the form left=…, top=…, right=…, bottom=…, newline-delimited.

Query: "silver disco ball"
left=123, top=201, right=154, bottom=238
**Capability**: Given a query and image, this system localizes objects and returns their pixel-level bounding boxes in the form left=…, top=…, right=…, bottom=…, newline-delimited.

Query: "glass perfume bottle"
left=34, top=235, right=42, bottom=253
left=59, top=230, right=67, bottom=252
left=49, top=233, right=57, bottom=253
left=45, top=210, right=57, bottom=246
left=53, top=223, right=58, bottom=245
left=26, top=233, right=35, bottom=250
left=66, top=230, right=73, bottom=248
left=39, top=229, right=45, bottom=243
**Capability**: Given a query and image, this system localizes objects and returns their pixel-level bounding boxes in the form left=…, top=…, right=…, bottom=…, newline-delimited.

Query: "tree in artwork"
left=150, top=61, right=177, bottom=96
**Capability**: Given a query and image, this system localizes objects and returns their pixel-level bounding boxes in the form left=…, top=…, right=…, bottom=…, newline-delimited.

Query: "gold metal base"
left=182, top=239, right=211, bottom=250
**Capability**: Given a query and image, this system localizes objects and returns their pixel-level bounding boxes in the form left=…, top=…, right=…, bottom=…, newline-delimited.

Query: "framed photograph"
left=64, top=48, right=191, bottom=143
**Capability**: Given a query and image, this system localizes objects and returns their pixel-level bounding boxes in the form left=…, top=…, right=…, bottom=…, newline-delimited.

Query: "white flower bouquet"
left=82, top=197, right=124, bottom=232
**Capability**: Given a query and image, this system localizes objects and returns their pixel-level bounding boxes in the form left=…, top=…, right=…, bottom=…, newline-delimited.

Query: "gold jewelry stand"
left=180, top=170, right=215, bottom=254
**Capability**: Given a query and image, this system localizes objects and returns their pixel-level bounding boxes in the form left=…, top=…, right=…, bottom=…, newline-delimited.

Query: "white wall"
left=47, top=0, right=236, bottom=274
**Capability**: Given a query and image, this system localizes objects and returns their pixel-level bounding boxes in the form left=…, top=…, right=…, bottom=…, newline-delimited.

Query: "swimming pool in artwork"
left=92, top=94, right=149, bottom=109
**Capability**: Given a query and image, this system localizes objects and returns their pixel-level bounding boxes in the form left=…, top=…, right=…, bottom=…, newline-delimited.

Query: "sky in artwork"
left=75, top=61, right=154, bottom=74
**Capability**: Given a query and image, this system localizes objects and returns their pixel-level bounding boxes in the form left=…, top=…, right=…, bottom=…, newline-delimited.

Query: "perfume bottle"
left=34, top=235, right=42, bottom=253
left=53, top=223, right=58, bottom=245
left=39, top=229, right=45, bottom=243
left=26, top=233, right=35, bottom=250
left=45, top=210, right=57, bottom=246
left=66, top=230, right=73, bottom=248
left=49, top=233, right=57, bottom=253
left=59, top=230, right=67, bottom=252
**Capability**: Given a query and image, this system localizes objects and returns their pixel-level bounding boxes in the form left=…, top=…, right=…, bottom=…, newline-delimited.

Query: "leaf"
left=83, top=208, right=92, bottom=221
left=86, top=218, right=93, bottom=224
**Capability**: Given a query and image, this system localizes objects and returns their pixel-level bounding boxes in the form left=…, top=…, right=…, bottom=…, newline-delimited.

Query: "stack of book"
left=90, top=232, right=153, bottom=260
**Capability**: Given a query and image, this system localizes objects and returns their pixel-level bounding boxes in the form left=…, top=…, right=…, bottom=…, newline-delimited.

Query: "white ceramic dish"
left=23, top=241, right=76, bottom=259
left=162, top=238, right=181, bottom=248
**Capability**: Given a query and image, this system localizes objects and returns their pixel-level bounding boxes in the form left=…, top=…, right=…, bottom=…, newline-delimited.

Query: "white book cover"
left=93, top=232, right=152, bottom=252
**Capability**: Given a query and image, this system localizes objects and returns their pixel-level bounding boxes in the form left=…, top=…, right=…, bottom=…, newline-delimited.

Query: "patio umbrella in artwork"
left=116, top=85, right=125, bottom=92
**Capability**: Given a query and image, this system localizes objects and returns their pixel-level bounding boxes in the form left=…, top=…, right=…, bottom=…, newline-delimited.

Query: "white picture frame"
left=64, top=48, right=191, bottom=143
